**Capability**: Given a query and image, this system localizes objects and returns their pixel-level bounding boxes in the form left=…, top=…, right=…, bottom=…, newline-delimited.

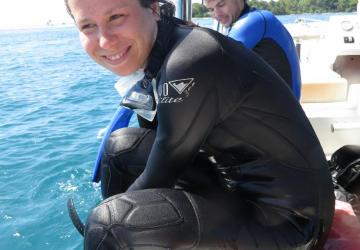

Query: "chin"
left=113, top=67, right=138, bottom=77
left=223, top=21, right=231, bottom=28
left=107, top=59, right=144, bottom=76
left=218, top=20, right=230, bottom=28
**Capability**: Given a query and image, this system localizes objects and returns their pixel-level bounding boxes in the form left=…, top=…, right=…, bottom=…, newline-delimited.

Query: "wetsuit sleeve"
left=228, top=11, right=265, bottom=49
left=128, top=46, right=221, bottom=191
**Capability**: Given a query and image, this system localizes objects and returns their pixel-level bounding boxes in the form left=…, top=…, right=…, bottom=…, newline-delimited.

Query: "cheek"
left=134, top=33, right=150, bottom=64
left=80, top=35, right=94, bottom=55
left=218, top=8, right=226, bottom=16
left=138, top=20, right=156, bottom=50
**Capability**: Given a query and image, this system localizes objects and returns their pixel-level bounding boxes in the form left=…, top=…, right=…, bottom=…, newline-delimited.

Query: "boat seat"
left=300, top=64, right=348, bottom=103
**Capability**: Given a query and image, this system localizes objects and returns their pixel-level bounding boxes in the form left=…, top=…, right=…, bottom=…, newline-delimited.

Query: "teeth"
left=107, top=51, right=125, bottom=61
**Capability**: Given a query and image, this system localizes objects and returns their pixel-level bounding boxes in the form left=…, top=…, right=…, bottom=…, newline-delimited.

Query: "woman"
left=65, top=0, right=334, bottom=249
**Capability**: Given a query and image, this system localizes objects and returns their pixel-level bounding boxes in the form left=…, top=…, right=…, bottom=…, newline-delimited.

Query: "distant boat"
left=46, top=19, right=54, bottom=26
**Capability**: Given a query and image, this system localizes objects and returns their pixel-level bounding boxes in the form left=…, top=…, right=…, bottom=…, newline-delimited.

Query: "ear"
left=150, top=2, right=161, bottom=20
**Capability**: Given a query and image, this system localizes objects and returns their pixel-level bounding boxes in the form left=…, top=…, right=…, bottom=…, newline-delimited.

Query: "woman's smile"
left=102, top=45, right=131, bottom=65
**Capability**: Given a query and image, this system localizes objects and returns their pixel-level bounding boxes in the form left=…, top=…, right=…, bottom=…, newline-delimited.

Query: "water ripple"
left=0, top=26, right=113, bottom=250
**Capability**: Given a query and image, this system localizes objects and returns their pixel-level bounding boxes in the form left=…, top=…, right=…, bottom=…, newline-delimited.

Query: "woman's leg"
left=84, top=187, right=323, bottom=250
left=100, top=127, right=222, bottom=199
left=96, top=128, right=329, bottom=249
left=84, top=189, right=238, bottom=250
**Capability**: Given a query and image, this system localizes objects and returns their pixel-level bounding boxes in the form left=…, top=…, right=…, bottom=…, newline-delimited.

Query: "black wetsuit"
left=85, top=18, right=334, bottom=250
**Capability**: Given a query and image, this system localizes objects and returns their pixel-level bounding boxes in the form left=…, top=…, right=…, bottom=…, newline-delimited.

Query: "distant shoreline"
left=0, top=22, right=75, bottom=31
left=1, top=11, right=356, bottom=31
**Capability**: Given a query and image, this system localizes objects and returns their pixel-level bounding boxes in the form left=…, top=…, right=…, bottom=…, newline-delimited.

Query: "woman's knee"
left=84, top=189, right=237, bottom=250
left=85, top=189, right=198, bottom=249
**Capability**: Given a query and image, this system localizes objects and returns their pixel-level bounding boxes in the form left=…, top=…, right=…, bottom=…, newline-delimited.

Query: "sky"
left=0, top=0, right=73, bottom=29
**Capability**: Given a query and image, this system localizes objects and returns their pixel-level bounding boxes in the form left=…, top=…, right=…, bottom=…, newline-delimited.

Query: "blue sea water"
left=0, top=27, right=119, bottom=249
left=0, top=12, right=356, bottom=249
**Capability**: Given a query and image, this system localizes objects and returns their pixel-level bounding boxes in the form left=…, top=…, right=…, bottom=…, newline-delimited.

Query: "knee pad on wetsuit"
left=84, top=189, right=235, bottom=250
left=85, top=189, right=199, bottom=250
left=100, top=127, right=155, bottom=198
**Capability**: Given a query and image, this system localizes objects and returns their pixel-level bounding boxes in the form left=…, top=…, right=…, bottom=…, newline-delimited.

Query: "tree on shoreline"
left=192, top=0, right=358, bottom=17
left=192, top=3, right=211, bottom=17
left=247, top=0, right=357, bottom=15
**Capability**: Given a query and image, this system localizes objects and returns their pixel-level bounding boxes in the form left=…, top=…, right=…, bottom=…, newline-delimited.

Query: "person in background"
left=205, top=0, right=302, bottom=100
left=65, top=0, right=334, bottom=249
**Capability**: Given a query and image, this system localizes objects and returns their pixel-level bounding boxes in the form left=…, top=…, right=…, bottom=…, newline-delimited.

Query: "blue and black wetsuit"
left=85, top=17, right=334, bottom=250
left=228, top=5, right=301, bottom=100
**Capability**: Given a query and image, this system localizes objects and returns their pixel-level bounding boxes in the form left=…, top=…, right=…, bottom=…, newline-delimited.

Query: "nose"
left=212, top=8, right=223, bottom=20
left=98, top=28, right=117, bottom=49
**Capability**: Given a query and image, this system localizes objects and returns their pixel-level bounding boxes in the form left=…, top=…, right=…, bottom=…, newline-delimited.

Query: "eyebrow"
left=216, top=0, right=225, bottom=7
left=104, top=5, right=128, bottom=16
left=76, top=18, right=92, bottom=27
left=76, top=4, right=128, bottom=26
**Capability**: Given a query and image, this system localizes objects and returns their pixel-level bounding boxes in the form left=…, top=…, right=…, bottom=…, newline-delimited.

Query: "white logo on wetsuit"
left=158, top=78, right=195, bottom=104
left=168, top=78, right=194, bottom=94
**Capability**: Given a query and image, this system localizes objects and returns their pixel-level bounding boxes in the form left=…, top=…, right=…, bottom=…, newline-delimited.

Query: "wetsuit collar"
left=145, top=16, right=177, bottom=79
left=240, top=3, right=251, bottom=17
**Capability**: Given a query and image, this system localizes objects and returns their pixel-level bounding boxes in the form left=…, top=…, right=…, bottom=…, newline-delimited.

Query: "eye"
left=80, top=23, right=96, bottom=32
left=218, top=0, right=225, bottom=7
left=109, top=14, right=124, bottom=22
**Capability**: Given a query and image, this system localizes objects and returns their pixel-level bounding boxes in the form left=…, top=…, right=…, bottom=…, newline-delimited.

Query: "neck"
left=145, top=17, right=177, bottom=79
left=239, top=3, right=250, bottom=19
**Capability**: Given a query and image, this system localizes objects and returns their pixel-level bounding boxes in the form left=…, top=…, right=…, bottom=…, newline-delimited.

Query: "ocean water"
left=0, top=27, right=119, bottom=249
left=0, top=13, right=356, bottom=249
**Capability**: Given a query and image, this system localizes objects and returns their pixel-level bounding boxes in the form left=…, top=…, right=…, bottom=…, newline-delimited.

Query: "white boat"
left=285, top=7, right=360, bottom=156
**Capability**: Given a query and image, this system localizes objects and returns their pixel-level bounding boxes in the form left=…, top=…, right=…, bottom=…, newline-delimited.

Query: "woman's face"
left=68, top=0, right=160, bottom=76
